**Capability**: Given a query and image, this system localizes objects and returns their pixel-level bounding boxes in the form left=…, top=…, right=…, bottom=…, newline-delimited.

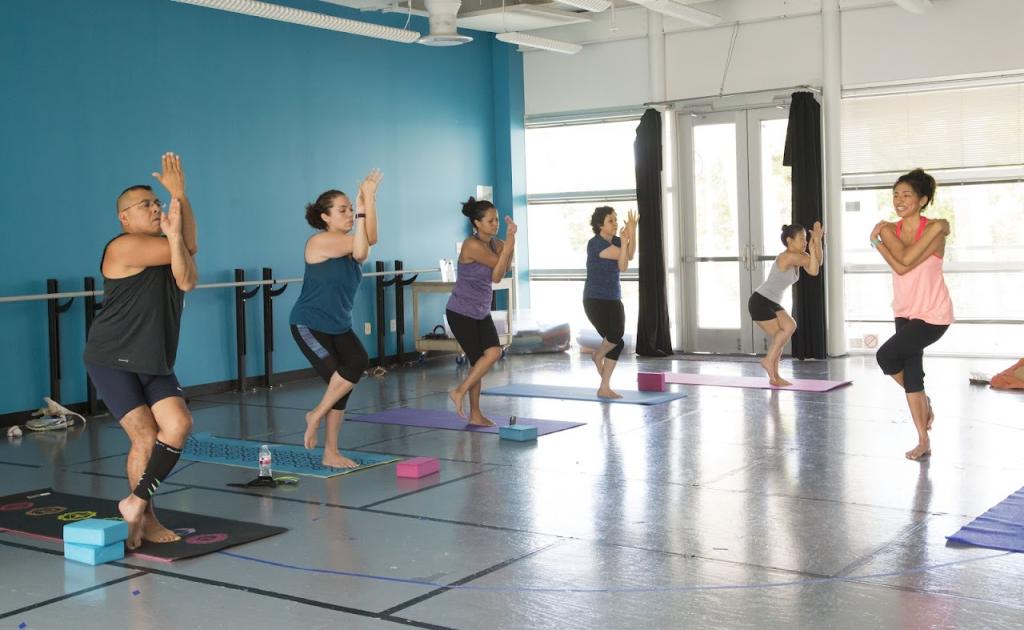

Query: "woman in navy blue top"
left=583, top=206, right=637, bottom=398
left=290, top=169, right=381, bottom=468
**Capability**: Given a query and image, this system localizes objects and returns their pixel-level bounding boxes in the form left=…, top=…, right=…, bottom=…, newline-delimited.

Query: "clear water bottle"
left=258, top=445, right=272, bottom=478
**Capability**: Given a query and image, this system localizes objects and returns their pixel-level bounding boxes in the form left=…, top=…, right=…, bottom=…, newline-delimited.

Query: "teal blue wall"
left=0, top=0, right=525, bottom=414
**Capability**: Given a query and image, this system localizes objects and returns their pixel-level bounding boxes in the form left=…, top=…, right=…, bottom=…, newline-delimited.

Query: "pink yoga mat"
left=661, top=372, right=851, bottom=392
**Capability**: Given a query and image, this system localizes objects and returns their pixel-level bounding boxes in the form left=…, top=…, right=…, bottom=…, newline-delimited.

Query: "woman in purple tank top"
left=446, top=197, right=517, bottom=425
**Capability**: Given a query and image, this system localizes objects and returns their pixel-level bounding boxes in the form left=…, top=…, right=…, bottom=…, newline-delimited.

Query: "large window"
left=841, top=84, right=1024, bottom=357
left=525, top=119, right=640, bottom=338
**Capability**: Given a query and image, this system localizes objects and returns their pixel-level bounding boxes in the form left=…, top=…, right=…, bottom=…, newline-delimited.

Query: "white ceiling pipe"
left=553, top=0, right=612, bottom=12
left=170, top=0, right=421, bottom=43
left=892, top=0, right=934, bottom=14
left=625, top=0, right=722, bottom=27
left=495, top=31, right=582, bottom=54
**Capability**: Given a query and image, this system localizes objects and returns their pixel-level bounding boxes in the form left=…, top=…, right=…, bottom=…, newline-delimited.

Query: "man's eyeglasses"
left=120, top=198, right=164, bottom=212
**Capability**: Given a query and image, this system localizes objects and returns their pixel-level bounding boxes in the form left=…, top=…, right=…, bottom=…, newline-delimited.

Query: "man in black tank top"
left=83, top=153, right=199, bottom=550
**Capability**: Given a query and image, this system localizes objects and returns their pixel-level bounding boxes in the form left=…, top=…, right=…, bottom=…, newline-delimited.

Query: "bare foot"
left=905, top=442, right=931, bottom=460
left=118, top=495, right=147, bottom=550
left=759, top=357, right=774, bottom=380
left=141, top=507, right=181, bottom=544
left=304, top=411, right=321, bottom=449
left=926, top=396, right=934, bottom=430
left=322, top=450, right=359, bottom=468
left=449, top=389, right=466, bottom=418
left=590, top=352, right=604, bottom=376
left=467, top=414, right=496, bottom=427
left=769, top=376, right=793, bottom=387
left=597, top=388, right=622, bottom=399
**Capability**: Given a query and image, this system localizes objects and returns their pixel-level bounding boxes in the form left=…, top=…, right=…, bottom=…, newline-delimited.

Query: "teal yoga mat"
left=182, top=433, right=400, bottom=478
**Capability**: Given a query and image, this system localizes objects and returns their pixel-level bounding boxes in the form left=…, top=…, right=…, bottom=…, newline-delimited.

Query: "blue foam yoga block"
left=63, top=518, right=129, bottom=546
left=64, top=540, right=125, bottom=565
left=499, top=425, right=537, bottom=441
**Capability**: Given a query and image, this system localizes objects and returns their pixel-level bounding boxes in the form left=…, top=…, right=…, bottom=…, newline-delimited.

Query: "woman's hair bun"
left=461, top=196, right=477, bottom=217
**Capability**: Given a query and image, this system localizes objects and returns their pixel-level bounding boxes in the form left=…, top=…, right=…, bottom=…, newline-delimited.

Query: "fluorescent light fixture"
left=170, top=0, right=421, bottom=44
left=891, top=0, right=933, bottom=14
left=553, top=0, right=611, bottom=12
left=626, top=0, right=722, bottom=27
left=495, top=32, right=582, bottom=55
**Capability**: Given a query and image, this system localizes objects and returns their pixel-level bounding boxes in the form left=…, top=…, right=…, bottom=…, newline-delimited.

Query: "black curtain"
left=783, top=92, right=827, bottom=359
left=634, top=109, right=673, bottom=357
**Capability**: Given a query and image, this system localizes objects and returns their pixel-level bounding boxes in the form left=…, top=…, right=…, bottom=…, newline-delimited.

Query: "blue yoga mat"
left=481, top=384, right=687, bottom=405
left=947, top=486, right=1024, bottom=553
left=182, top=433, right=400, bottom=478
left=350, top=407, right=584, bottom=436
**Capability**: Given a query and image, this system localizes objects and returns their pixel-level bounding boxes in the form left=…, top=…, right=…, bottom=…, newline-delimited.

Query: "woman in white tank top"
left=747, top=222, right=824, bottom=386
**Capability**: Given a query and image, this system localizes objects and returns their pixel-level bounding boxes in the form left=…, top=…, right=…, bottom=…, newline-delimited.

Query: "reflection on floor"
left=2, top=353, right=1023, bottom=629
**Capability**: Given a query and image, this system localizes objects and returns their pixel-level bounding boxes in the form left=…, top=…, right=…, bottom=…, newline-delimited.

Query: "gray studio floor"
left=2, top=352, right=1023, bottom=629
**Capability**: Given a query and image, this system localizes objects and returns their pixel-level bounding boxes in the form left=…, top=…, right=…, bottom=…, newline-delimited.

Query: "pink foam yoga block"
left=396, top=456, right=440, bottom=479
left=637, top=372, right=666, bottom=392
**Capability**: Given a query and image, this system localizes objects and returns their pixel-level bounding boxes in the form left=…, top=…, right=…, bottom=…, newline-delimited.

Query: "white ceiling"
left=320, top=1, right=916, bottom=38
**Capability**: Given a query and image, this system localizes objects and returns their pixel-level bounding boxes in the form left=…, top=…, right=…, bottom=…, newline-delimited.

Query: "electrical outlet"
left=364, top=322, right=371, bottom=335
left=390, top=319, right=397, bottom=332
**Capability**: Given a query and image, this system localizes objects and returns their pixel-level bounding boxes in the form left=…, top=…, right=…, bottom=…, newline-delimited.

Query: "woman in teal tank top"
left=290, top=169, right=381, bottom=468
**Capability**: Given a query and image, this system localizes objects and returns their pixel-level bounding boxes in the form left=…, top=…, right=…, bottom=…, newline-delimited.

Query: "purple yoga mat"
left=349, top=407, right=584, bottom=436
left=662, top=372, right=851, bottom=392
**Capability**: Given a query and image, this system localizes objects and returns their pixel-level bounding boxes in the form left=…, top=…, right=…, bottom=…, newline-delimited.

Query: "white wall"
left=665, top=14, right=822, bottom=100
left=524, top=38, right=648, bottom=114
left=524, top=0, right=1024, bottom=116
left=841, top=0, right=1024, bottom=86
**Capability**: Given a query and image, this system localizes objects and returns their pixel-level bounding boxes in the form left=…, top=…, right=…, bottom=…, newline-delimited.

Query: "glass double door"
left=678, top=108, right=793, bottom=354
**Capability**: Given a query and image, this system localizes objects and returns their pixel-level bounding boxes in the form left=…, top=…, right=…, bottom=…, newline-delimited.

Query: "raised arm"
left=615, top=231, right=630, bottom=272
left=307, top=215, right=369, bottom=263
left=624, top=210, right=638, bottom=262
left=490, top=217, right=517, bottom=283
left=778, top=222, right=822, bottom=277
left=357, top=169, right=382, bottom=246
left=152, top=153, right=198, bottom=255
left=461, top=216, right=517, bottom=283
left=162, top=198, right=198, bottom=291
left=805, top=220, right=823, bottom=276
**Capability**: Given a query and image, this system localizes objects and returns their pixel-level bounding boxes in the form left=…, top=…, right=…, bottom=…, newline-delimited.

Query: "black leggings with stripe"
left=291, top=325, right=367, bottom=410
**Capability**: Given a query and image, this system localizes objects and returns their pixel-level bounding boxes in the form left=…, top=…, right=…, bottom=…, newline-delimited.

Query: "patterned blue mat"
left=182, top=432, right=400, bottom=478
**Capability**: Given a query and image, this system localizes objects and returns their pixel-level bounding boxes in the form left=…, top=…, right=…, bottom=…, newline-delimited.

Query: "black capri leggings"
left=583, top=298, right=625, bottom=361
left=446, top=309, right=500, bottom=366
left=875, top=317, right=949, bottom=394
left=291, top=325, right=368, bottom=410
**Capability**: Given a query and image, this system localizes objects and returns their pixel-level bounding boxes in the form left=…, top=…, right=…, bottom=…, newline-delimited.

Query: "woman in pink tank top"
left=869, top=169, right=953, bottom=461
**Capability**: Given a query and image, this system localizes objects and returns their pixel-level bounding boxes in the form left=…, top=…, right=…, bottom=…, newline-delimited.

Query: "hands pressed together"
left=358, top=168, right=383, bottom=209
left=619, top=209, right=638, bottom=240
